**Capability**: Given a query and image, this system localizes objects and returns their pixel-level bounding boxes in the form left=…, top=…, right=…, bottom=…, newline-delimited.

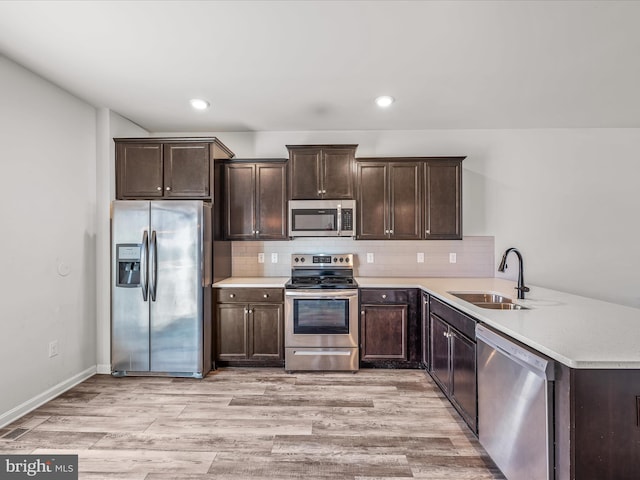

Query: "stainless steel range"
left=284, top=254, right=359, bottom=372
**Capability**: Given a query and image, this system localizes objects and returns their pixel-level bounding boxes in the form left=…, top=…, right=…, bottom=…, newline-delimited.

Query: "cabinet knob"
left=425, top=229, right=430, bottom=235
left=165, top=187, right=171, bottom=191
left=381, top=294, right=387, bottom=299
left=443, top=331, right=448, bottom=338
left=229, top=293, right=235, bottom=298
left=255, top=230, right=260, bottom=235
left=361, top=311, right=365, bottom=315
left=263, top=293, right=269, bottom=298
left=322, top=189, right=327, bottom=194
left=389, top=229, right=394, bottom=234
left=156, top=186, right=162, bottom=191
left=317, top=190, right=322, bottom=195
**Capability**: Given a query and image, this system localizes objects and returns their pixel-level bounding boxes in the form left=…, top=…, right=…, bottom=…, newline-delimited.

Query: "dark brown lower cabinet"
left=429, top=297, right=477, bottom=432
left=214, top=288, right=284, bottom=367
left=359, top=288, right=420, bottom=368
left=421, top=291, right=430, bottom=369
left=555, top=366, right=640, bottom=480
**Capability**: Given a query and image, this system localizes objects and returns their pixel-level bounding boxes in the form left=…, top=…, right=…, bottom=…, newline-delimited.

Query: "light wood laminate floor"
left=0, top=368, right=504, bottom=479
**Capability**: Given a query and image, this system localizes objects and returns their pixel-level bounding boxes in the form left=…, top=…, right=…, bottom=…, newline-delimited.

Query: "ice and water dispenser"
left=116, top=244, right=142, bottom=287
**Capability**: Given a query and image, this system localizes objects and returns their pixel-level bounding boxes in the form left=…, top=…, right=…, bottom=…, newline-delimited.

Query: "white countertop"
left=358, top=277, right=640, bottom=369
left=214, top=276, right=640, bottom=369
left=213, top=277, right=289, bottom=288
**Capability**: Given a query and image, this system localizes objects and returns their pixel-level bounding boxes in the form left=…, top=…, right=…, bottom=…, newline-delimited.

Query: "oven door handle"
left=285, top=290, right=358, bottom=299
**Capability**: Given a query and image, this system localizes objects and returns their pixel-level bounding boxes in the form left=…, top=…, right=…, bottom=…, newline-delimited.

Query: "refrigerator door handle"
left=149, top=230, right=158, bottom=302
left=141, top=230, right=149, bottom=301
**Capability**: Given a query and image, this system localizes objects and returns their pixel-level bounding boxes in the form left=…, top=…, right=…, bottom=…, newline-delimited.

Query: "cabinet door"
left=249, top=304, right=283, bottom=360
left=290, top=148, right=321, bottom=199
left=216, top=304, right=248, bottom=360
left=116, top=143, right=163, bottom=198
left=357, top=162, right=388, bottom=239
left=225, top=164, right=256, bottom=240
left=255, top=163, right=287, bottom=239
left=421, top=292, right=430, bottom=369
left=322, top=148, right=354, bottom=199
left=430, top=314, right=450, bottom=394
left=451, top=329, right=477, bottom=430
left=389, top=162, right=421, bottom=239
left=360, top=304, right=407, bottom=360
left=163, top=143, right=210, bottom=198
left=424, top=160, right=462, bottom=239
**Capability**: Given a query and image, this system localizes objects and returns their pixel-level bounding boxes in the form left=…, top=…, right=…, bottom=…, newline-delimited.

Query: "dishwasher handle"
left=476, top=324, right=554, bottom=380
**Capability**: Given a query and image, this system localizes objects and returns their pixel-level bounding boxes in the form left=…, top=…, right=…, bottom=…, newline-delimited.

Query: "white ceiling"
left=0, top=1, right=639, bottom=133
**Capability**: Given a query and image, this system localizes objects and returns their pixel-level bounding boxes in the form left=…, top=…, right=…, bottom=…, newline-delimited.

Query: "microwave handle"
left=337, top=204, right=342, bottom=235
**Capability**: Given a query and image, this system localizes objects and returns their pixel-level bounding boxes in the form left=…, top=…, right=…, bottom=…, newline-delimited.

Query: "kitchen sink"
left=448, top=292, right=529, bottom=310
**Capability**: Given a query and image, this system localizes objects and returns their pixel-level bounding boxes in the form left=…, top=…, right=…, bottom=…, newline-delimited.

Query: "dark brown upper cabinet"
left=356, top=157, right=464, bottom=240
left=224, top=160, right=288, bottom=240
left=287, top=145, right=357, bottom=199
left=356, top=160, right=422, bottom=240
left=424, top=158, right=463, bottom=240
left=115, top=137, right=234, bottom=200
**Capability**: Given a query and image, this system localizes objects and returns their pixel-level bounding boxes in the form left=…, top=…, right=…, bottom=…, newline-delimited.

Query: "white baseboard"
left=0, top=365, right=97, bottom=429
left=96, top=364, right=111, bottom=375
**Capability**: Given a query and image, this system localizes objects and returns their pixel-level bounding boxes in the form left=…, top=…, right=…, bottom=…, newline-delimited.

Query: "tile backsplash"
left=231, top=236, right=495, bottom=278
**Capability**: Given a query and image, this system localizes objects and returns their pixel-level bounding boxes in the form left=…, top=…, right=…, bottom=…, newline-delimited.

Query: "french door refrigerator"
left=111, top=200, right=212, bottom=378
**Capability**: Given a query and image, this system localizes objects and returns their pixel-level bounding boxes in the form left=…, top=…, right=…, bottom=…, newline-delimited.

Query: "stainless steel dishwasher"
left=476, top=324, right=555, bottom=480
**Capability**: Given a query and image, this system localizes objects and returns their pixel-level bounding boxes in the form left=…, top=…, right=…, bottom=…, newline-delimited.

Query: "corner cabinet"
left=115, top=137, right=234, bottom=200
left=359, top=288, right=421, bottom=368
left=424, top=158, right=463, bottom=240
left=224, top=160, right=288, bottom=240
left=429, top=296, right=477, bottom=432
left=356, top=157, right=464, bottom=240
left=214, top=288, right=284, bottom=367
left=287, top=145, right=357, bottom=199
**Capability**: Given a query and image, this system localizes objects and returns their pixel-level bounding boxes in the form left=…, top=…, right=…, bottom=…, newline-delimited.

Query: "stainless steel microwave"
left=288, top=200, right=356, bottom=237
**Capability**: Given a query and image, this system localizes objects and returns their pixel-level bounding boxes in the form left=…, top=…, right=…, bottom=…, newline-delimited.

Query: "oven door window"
left=293, top=298, right=350, bottom=334
left=292, top=209, right=337, bottom=231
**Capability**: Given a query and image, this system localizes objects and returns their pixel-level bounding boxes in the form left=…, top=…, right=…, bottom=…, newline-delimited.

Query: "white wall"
left=0, top=55, right=98, bottom=426
left=159, top=129, right=640, bottom=308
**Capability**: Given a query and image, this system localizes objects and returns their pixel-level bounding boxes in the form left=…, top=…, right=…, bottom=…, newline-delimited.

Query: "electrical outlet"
left=366, top=253, right=374, bottom=263
left=49, top=340, right=58, bottom=358
left=417, top=252, right=425, bottom=263
left=258, top=253, right=265, bottom=264
left=449, top=253, right=457, bottom=264
left=271, top=253, right=278, bottom=263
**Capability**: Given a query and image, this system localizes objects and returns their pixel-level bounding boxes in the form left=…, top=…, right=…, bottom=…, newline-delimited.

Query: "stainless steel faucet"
left=498, top=247, right=530, bottom=299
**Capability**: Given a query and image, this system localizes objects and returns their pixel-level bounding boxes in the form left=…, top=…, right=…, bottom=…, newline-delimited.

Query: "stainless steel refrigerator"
left=111, top=200, right=212, bottom=378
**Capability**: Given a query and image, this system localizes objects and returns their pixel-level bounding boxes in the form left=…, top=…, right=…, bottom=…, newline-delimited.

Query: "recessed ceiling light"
left=375, top=95, right=395, bottom=108
left=190, top=98, right=210, bottom=110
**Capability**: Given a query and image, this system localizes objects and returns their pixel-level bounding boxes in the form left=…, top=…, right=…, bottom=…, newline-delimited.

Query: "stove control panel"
left=291, top=253, right=353, bottom=268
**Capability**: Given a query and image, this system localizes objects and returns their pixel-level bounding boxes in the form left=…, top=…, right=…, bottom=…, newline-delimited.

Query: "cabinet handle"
left=156, top=186, right=162, bottom=191
left=263, top=293, right=269, bottom=298
left=165, top=187, right=171, bottom=191
left=229, top=293, right=235, bottom=298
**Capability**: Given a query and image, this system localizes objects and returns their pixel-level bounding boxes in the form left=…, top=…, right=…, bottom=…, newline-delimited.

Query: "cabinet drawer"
left=430, top=297, right=476, bottom=340
left=360, top=289, right=410, bottom=304
left=216, top=288, right=283, bottom=303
